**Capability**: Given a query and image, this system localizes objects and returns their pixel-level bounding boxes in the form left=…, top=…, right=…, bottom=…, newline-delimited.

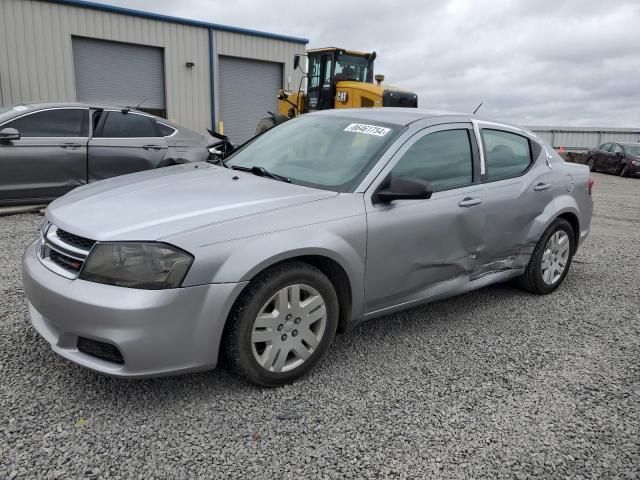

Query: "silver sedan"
left=22, top=109, right=594, bottom=386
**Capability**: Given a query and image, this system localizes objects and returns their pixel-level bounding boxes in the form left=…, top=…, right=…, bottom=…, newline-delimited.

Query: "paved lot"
left=1, top=172, right=638, bottom=479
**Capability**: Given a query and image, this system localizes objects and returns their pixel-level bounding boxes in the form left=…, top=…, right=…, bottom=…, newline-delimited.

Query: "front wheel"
left=619, top=165, right=629, bottom=177
left=586, top=157, right=596, bottom=172
left=222, top=262, right=339, bottom=387
left=517, top=218, right=575, bottom=294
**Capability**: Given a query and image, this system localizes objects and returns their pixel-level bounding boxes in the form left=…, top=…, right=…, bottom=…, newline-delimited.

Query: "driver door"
left=0, top=108, right=89, bottom=204
left=364, top=124, right=484, bottom=315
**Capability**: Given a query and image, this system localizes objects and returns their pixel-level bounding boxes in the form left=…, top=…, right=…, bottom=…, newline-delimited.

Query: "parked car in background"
left=22, top=109, right=594, bottom=387
left=0, top=103, right=213, bottom=206
left=585, top=142, right=640, bottom=177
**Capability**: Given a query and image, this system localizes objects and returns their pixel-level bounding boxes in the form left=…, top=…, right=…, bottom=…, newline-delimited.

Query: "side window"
left=391, top=129, right=473, bottom=192
left=322, top=55, right=333, bottom=87
left=482, top=129, right=532, bottom=181
left=157, top=122, right=176, bottom=137
left=5, top=109, right=88, bottom=137
left=97, top=112, right=159, bottom=138
left=610, top=144, right=622, bottom=154
left=601, top=143, right=612, bottom=151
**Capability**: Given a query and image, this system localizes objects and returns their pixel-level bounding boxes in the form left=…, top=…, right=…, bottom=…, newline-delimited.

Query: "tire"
left=255, top=116, right=277, bottom=135
left=586, top=157, right=596, bottom=172
left=222, top=262, right=339, bottom=387
left=516, top=218, right=575, bottom=295
left=619, top=165, right=629, bottom=177
left=255, top=113, right=289, bottom=135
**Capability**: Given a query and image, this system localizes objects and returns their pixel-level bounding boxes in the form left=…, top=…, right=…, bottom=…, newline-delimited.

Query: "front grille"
left=39, top=224, right=95, bottom=278
left=56, top=229, right=95, bottom=250
left=49, top=250, right=83, bottom=272
left=77, top=337, right=124, bottom=365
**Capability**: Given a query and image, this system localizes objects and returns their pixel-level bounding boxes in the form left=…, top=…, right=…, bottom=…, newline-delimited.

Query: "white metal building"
left=527, top=126, right=640, bottom=152
left=0, top=0, right=308, bottom=142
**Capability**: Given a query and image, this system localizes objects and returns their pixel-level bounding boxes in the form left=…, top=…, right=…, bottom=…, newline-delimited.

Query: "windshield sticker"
left=13, top=105, right=28, bottom=112
left=344, top=123, right=391, bottom=136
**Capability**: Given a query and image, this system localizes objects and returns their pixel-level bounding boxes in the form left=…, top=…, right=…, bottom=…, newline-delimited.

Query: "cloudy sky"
left=102, top=0, right=640, bottom=127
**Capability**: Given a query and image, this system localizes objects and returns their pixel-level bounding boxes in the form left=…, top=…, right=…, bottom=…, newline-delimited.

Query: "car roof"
left=10, top=101, right=156, bottom=115
left=309, top=107, right=516, bottom=129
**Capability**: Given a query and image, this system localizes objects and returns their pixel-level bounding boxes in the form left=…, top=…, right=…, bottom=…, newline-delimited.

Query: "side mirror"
left=373, top=176, right=433, bottom=204
left=0, top=127, right=20, bottom=143
left=615, top=150, right=624, bottom=158
left=293, top=54, right=301, bottom=70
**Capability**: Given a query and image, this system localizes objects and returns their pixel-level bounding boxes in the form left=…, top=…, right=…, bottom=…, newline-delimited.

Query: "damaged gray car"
left=0, top=103, right=212, bottom=206
left=22, top=109, right=594, bottom=386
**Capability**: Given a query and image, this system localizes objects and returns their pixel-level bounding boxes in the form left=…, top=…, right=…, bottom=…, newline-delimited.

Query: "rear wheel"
left=223, top=262, right=339, bottom=387
left=517, top=218, right=575, bottom=295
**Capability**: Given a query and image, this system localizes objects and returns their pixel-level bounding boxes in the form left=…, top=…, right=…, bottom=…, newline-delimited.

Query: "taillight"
left=588, top=174, right=595, bottom=195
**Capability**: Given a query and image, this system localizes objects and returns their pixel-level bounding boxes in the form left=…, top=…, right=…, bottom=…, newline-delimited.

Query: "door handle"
left=458, top=197, right=483, bottom=208
left=143, top=144, right=163, bottom=150
left=61, top=143, right=81, bottom=149
left=533, top=182, right=551, bottom=191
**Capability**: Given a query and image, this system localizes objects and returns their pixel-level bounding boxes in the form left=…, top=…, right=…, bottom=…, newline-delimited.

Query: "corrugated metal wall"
left=528, top=127, right=640, bottom=151
left=213, top=30, right=306, bottom=124
left=0, top=0, right=211, bottom=132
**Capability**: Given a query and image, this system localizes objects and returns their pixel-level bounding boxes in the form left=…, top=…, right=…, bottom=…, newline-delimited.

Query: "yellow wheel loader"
left=255, top=47, right=418, bottom=134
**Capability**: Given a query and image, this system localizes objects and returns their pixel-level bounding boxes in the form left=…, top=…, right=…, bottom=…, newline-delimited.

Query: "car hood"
left=47, top=163, right=337, bottom=241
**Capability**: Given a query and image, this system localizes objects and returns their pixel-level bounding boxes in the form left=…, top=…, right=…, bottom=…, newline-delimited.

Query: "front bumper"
left=22, top=241, right=247, bottom=378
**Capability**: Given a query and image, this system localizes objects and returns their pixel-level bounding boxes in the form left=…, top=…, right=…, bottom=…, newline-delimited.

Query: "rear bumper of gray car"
left=22, top=241, right=246, bottom=378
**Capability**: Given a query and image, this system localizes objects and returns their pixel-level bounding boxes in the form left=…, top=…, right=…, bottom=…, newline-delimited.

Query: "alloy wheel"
left=541, top=230, right=570, bottom=285
left=251, top=284, right=327, bottom=373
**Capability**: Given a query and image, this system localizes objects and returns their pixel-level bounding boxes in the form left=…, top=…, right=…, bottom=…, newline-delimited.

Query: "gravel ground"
left=1, top=172, right=639, bottom=479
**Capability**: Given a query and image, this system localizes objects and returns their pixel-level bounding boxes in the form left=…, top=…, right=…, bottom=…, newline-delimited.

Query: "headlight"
left=631, top=160, right=640, bottom=167
left=80, top=242, right=193, bottom=289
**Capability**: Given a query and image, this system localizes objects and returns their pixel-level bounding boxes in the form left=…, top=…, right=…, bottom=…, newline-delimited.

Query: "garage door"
left=72, top=37, right=166, bottom=116
left=218, top=56, right=283, bottom=144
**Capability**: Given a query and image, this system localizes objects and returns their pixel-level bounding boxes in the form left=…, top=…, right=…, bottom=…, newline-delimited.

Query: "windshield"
left=624, top=145, right=640, bottom=157
left=225, top=115, right=402, bottom=192
left=335, top=54, right=370, bottom=82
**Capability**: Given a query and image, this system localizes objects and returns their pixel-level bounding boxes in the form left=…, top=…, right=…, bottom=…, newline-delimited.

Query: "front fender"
left=181, top=215, right=367, bottom=322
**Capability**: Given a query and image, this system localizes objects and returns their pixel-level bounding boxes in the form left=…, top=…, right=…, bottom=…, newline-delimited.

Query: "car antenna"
left=135, top=98, right=148, bottom=109
left=473, top=102, right=483, bottom=114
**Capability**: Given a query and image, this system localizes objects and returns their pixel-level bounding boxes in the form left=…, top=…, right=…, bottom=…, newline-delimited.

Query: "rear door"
left=595, top=143, right=611, bottom=170
left=472, top=124, right=555, bottom=275
left=88, top=110, right=168, bottom=181
left=0, top=108, right=89, bottom=204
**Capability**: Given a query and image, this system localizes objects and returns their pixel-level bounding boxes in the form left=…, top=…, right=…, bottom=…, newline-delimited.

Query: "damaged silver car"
left=22, top=109, right=594, bottom=386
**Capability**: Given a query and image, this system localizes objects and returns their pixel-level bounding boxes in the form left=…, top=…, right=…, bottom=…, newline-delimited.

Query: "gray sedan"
left=0, top=102, right=212, bottom=206
left=22, top=108, right=594, bottom=386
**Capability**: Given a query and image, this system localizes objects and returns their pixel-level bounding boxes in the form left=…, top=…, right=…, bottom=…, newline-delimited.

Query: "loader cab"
left=305, top=48, right=375, bottom=111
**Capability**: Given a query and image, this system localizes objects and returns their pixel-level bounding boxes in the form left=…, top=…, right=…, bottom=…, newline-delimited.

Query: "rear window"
left=482, top=129, right=532, bottom=181
left=97, top=112, right=159, bottom=138
left=157, top=122, right=176, bottom=137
